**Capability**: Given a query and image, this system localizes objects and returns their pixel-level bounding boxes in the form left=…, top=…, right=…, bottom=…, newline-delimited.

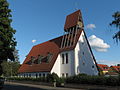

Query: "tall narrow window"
left=29, top=74, right=31, bottom=77
left=83, top=61, right=85, bottom=66
left=43, top=73, right=45, bottom=77
left=26, top=74, right=28, bottom=77
left=62, top=54, right=64, bottom=64
left=24, top=74, right=25, bottom=77
left=66, top=53, right=68, bottom=64
left=62, top=73, right=64, bottom=77
left=92, top=65, right=94, bottom=69
left=82, top=52, right=84, bottom=55
left=66, top=73, right=68, bottom=77
left=36, top=73, right=38, bottom=78
left=39, top=73, right=41, bottom=77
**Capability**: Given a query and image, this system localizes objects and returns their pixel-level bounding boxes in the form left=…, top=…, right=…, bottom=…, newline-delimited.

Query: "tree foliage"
left=0, top=0, right=16, bottom=62
left=1, top=60, right=20, bottom=77
left=110, top=11, right=120, bottom=43
left=0, top=0, right=16, bottom=75
left=1, top=49, right=20, bottom=77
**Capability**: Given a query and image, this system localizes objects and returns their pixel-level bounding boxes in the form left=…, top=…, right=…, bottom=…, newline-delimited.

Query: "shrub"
left=66, top=74, right=119, bottom=86
left=7, top=73, right=120, bottom=86
left=118, top=74, right=120, bottom=85
left=46, top=73, right=59, bottom=83
left=90, top=76, right=107, bottom=85
left=46, top=73, right=53, bottom=82
left=52, top=73, right=59, bottom=82
left=66, top=74, right=88, bottom=84
left=105, top=76, right=118, bottom=86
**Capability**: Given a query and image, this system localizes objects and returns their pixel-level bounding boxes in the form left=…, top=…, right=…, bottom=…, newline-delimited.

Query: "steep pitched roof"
left=64, top=10, right=82, bottom=31
left=97, top=64, right=110, bottom=71
left=19, top=29, right=83, bottom=73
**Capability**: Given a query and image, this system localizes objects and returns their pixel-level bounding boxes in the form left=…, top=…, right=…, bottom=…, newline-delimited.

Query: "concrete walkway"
left=5, top=82, right=84, bottom=90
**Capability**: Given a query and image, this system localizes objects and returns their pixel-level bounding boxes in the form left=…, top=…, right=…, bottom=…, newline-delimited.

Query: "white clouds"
left=86, top=24, right=96, bottom=30
left=97, top=60, right=119, bottom=66
left=88, top=35, right=110, bottom=52
left=32, top=40, right=36, bottom=43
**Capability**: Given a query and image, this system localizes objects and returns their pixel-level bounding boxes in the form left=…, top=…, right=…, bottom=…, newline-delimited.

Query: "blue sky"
left=8, top=0, right=120, bottom=65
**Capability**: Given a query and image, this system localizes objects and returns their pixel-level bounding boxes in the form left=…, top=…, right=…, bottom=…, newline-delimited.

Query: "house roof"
left=97, top=64, right=110, bottom=71
left=110, top=66, right=120, bottom=72
left=64, top=10, right=82, bottom=31
left=19, top=29, right=83, bottom=73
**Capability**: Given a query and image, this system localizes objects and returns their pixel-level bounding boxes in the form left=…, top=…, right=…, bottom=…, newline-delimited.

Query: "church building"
left=18, top=10, right=99, bottom=77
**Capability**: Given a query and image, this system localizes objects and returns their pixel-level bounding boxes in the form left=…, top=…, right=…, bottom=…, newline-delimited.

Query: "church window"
left=92, top=65, right=94, bottom=68
left=36, top=73, right=38, bottom=78
left=29, top=74, right=31, bottom=77
left=66, top=53, right=68, bottom=64
left=66, top=73, right=68, bottom=77
left=43, top=73, right=45, bottom=77
left=39, top=73, right=41, bottom=77
left=26, top=74, right=28, bottom=77
left=82, top=42, right=84, bottom=45
left=83, top=61, right=85, bottom=66
left=24, top=74, right=25, bottom=77
left=82, top=52, right=84, bottom=55
left=62, top=54, right=64, bottom=64
left=62, top=73, right=64, bottom=77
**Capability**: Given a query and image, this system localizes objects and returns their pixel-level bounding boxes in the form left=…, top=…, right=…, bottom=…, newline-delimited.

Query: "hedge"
left=66, top=74, right=120, bottom=86
left=7, top=73, right=120, bottom=86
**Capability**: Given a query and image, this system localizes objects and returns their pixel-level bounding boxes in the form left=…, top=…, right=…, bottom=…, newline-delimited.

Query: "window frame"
left=62, top=73, right=64, bottom=77
left=66, top=53, right=68, bottom=64
left=43, top=73, right=45, bottom=77
left=66, top=73, right=68, bottom=77
left=62, top=54, right=64, bottom=64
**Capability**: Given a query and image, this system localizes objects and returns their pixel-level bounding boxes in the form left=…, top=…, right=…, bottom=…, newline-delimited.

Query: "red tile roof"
left=110, top=66, right=120, bottom=72
left=64, top=10, right=82, bottom=31
left=97, top=64, right=110, bottom=71
left=19, top=41, right=60, bottom=73
left=19, top=29, right=83, bottom=73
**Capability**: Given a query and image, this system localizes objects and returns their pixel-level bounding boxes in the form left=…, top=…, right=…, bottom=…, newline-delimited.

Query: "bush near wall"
left=66, top=74, right=120, bottom=86
left=7, top=77, right=41, bottom=82
left=8, top=77, right=50, bottom=83
left=7, top=73, right=120, bottom=86
left=7, top=73, right=61, bottom=83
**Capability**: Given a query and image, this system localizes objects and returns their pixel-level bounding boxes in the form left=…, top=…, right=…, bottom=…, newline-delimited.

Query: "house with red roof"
left=18, top=10, right=99, bottom=78
left=97, top=64, right=110, bottom=75
left=110, top=66, right=120, bottom=73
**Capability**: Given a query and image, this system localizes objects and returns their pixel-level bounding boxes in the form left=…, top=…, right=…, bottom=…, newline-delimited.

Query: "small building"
left=18, top=10, right=99, bottom=78
left=97, top=64, right=110, bottom=75
left=110, top=66, right=120, bottom=73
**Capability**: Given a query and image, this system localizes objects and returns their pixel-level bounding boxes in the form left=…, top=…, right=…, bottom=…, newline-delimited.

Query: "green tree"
left=0, top=0, right=16, bottom=75
left=1, top=60, right=20, bottom=77
left=110, top=11, right=120, bottom=43
left=1, top=61, right=11, bottom=77
left=1, top=50, right=20, bottom=77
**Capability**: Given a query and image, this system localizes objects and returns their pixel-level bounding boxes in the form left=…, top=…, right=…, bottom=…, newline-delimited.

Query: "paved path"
left=2, top=84, right=45, bottom=90
left=3, top=82, right=83, bottom=90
